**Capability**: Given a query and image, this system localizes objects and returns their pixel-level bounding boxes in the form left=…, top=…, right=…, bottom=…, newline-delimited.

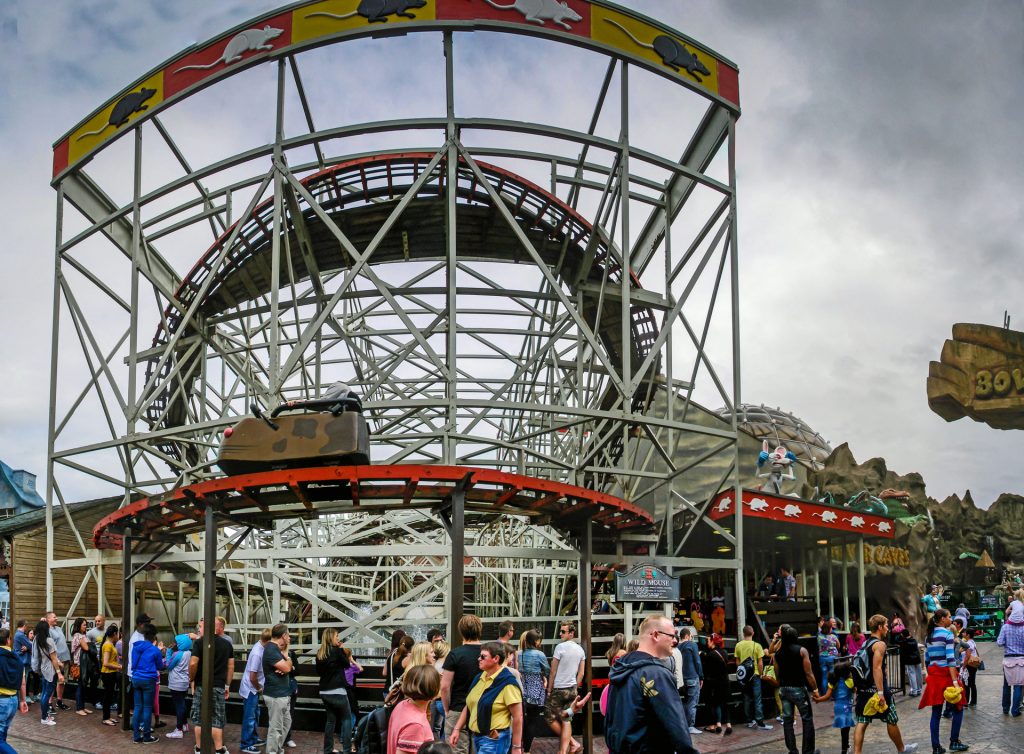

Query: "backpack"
left=852, top=637, right=881, bottom=689
left=355, top=704, right=391, bottom=754
left=736, top=657, right=755, bottom=686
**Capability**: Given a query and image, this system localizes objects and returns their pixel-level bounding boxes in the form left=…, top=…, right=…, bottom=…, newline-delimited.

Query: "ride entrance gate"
left=47, top=2, right=744, bottom=749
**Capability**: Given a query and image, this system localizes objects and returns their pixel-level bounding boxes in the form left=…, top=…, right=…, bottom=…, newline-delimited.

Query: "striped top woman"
left=919, top=608, right=968, bottom=752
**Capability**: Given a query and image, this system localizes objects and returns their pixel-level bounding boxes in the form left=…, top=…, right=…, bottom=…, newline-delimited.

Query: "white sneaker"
left=756, top=722, right=774, bottom=730
left=41, top=718, right=57, bottom=726
left=688, top=726, right=702, bottom=734
left=746, top=721, right=757, bottom=729
left=286, top=742, right=297, bottom=748
left=166, top=729, right=184, bottom=739
left=901, top=745, right=919, bottom=754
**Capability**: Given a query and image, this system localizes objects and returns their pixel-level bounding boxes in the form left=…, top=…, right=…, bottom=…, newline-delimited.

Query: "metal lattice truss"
left=47, top=25, right=746, bottom=641
left=127, top=511, right=583, bottom=653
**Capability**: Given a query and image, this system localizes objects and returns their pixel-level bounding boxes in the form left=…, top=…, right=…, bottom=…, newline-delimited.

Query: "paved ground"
left=7, top=645, right=1022, bottom=753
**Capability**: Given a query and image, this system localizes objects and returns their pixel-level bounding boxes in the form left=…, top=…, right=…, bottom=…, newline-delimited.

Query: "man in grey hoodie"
left=605, top=614, right=698, bottom=754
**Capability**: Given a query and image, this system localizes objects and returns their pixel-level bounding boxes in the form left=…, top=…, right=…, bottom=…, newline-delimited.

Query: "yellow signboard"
left=591, top=5, right=719, bottom=93
left=293, top=0, right=438, bottom=43
left=68, top=71, right=164, bottom=167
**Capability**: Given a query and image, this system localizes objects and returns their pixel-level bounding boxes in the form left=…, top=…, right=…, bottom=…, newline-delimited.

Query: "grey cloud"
left=0, top=0, right=1020, bottom=510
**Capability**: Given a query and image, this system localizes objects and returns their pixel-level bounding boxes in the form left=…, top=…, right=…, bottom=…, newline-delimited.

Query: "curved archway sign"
left=52, top=0, right=739, bottom=181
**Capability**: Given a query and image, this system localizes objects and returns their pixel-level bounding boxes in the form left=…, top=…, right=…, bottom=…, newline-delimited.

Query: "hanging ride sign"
left=615, top=564, right=680, bottom=603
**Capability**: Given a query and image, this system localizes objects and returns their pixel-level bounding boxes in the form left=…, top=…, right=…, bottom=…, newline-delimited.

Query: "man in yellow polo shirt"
left=735, top=625, right=773, bottom=731
left=0, top=626, right=30, bottom=750
left=449, top=641, right=524, bottom=754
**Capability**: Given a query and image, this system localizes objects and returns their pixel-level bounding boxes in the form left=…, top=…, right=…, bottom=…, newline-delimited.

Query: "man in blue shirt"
left=12, top=621, right=32, bottom=703
left=0, top=627, right=30, bottom=751
left=239, top=628, right=271, bottom=754
left=130, top=624, right=165, bottom=744
left=679, top=626, right=703, bottom=735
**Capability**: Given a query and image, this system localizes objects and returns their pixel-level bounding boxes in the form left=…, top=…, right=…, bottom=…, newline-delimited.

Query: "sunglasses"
left=654, top=630, right=678, bottom=640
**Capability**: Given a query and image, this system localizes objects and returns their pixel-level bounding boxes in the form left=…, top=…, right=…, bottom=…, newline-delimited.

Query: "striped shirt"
left=926, top=627, right=956, bottom=667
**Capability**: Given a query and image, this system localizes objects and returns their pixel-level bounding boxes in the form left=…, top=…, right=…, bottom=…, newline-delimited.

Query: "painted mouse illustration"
left=755, top=439, right=797, bottom=495
left=306, top=0, right=427, bottom=24
left=75, top=88, right=157, bottom=141
left=174, top=26, right=284, bottom=73
left=482, top=0, right=583, bottom=31
left=746, top=497, right=769, bottom=512
left=603, top=18, right=711, bottom=82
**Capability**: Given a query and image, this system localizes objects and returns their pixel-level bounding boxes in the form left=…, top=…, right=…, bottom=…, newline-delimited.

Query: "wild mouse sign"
left=53, top=0, right=739, bottom=180
left=709, top=489, right=896, bottom=539
left=615, top=564, right=680, bottom=603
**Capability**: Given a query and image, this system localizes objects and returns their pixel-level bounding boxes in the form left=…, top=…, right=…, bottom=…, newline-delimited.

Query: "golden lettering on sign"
left=831, top=544, right=910, bottom=568
left=975, top=367, right=1024, bottom=399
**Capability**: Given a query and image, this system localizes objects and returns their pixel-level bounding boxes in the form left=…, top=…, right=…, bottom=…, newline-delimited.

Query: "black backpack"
left=355, top=705, right=391, bottom=754
left=852, top=638, right=881, bottom=689
left=736, top=657, right=755, bottom=686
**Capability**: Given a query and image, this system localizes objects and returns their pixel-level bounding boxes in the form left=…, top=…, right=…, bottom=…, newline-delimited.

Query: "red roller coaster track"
left=93, top=464, right=653, bottom=549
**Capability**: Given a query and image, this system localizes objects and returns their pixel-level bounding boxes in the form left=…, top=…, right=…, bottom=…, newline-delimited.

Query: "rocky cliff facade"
left=803, top=443, right=1024, bottom=633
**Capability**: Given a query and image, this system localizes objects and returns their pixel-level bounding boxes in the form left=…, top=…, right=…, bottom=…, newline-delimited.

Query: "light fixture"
left=816, top=539, right=828, bottom=545
left=716, top=545, right=731, bottom=553
left=775, top=534, right=790, bottom=541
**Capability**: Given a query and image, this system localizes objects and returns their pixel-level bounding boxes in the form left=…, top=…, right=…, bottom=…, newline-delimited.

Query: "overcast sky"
left=0, top=0, right=1021, bottom=508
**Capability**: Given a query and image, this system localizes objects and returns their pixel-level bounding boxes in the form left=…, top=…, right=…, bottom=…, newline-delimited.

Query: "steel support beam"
left=120, top=529, right=133, bottom=732
left=579, top=518, right=593, bottom=754
left=200, top=505, right=216, bottom=753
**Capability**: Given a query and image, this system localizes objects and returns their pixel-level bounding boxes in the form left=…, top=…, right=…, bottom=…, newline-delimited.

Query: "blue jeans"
left=0, top=694, right=19, bottom=754
left=1002, top=676, right=1024, bottom=715
left=473, top=725, right=512, bottom=754
left=39, top=677, right=56, bottom=721
left=820, top=656, right=835, bottom=686
left=131, top=677, right=156, bottom=741
left=75, top=673, right=87, bottom=711
left=322, top=692, right=353, bottom=754
left=929, top=703, right=962, bottom=746
left=683, top=678, right=700, bottom=728
left=742, top=674, right=764, bottom=723
left=241, top=691, right=261, bottom=748
left=779, top=686, right=815, bottom=754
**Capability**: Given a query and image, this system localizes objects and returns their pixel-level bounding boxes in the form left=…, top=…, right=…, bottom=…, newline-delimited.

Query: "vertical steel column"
left=45, top=184, right=64, bottom=613
left=842, top=540, right=850, bottom=628
left=450, top=484, right=465, bottom=647
left=443, top=31, right=458, bottom=465
left=857, top=536, right=867, bottom=624
left=827, top=540, right=835, bottom=619
left=200, top=505, right=216, bottom=753
left=579, top=519, right=593, bottom=754
left=727, top=113, right=745, bottom=635
left=269, top=60, right=285, bottom=397
left=618, top=63, right=631, bottom=395
left=814, top=549, right=821, bottom=615
left=126, top=127, right=143, bottom=469
left=120, top=529, right=133, bottom=732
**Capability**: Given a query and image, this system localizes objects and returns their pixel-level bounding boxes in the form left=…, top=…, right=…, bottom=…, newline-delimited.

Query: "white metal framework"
left=46, top=1, right=745, bottom=665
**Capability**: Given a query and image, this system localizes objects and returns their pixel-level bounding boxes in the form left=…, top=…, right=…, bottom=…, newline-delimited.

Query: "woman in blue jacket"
left=130, top=624, right=166, bottom=744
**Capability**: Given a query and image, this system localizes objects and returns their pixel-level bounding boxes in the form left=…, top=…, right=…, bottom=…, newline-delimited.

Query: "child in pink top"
left=845, top=622, right=866, bottom=655
left=387, top=666, right=439, bottom=754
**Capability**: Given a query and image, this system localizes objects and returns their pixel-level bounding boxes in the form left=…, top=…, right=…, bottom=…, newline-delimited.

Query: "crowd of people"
left=0, top=611, right=596, bottom=754
left=2, top=591, right=1024, bottom=754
